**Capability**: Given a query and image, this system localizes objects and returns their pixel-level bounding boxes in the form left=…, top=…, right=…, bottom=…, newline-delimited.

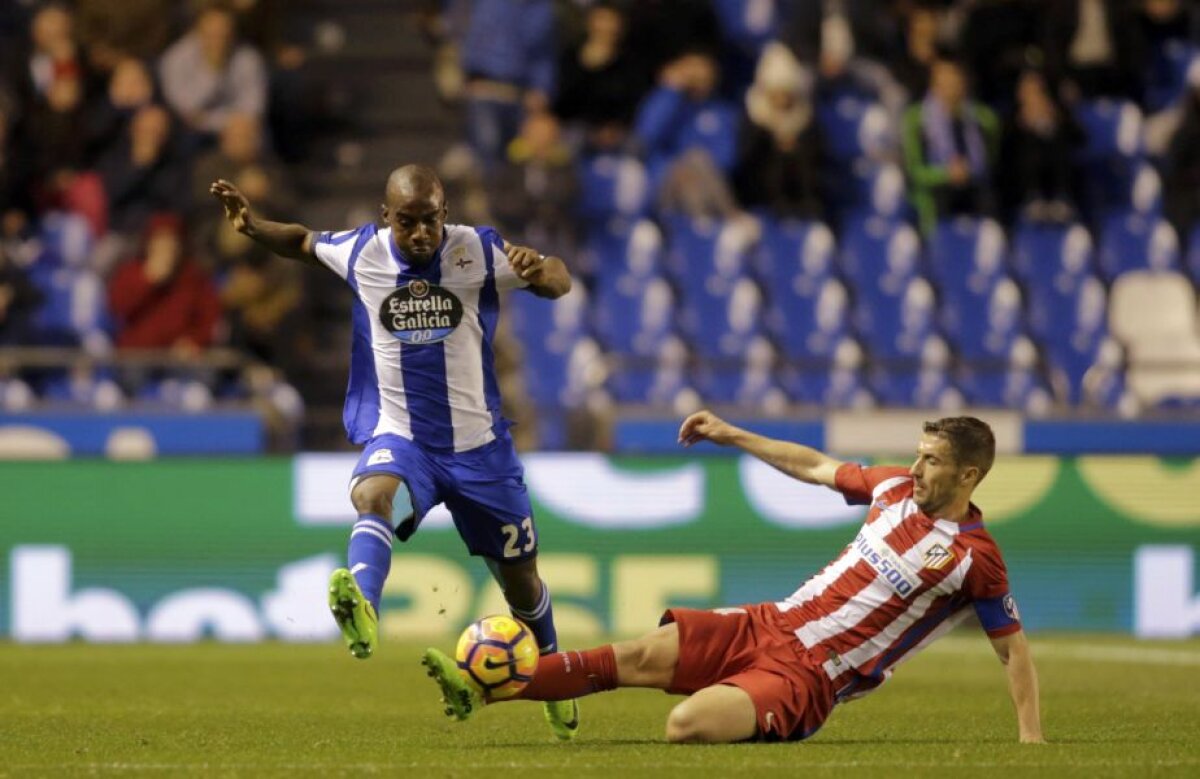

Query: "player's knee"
left=350, top=482, right=393, bottom=517
left=665, top=703, right=704, bottom=744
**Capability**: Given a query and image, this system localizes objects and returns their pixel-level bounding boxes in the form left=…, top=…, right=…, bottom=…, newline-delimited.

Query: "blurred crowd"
left=4, top=0, right=1200, bottom=451
left=430, top=0, right=1200, bottom=250
left=420, top=0, right=1200, bottom=447
left=0, top=0, right=316, bottom=432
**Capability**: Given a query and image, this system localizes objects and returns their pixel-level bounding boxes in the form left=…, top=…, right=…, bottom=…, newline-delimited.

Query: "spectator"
left=96, top=104, right=189, bottom=236
left=1043, top=0, right=1146, bottom=101
left=999, top=70, right=1085, bottom=224
left=108, top=213, right=219, bottom=352
left=0, top=92, right=33, bottom=240
left=1163, top=68, right=1200, bottom=237
left=553, top=2, right=648, bottom=134
left=903, top=56, right=1000, bottom=235
left=784, top=0, right=904, bottom=77
left=489, top=112, right=578, bottom=262
left=18, top=4, right=85, bottom=104
left=159, top=3, right=268, bottom=138
left=76, top=0, right=172, bottom=65
left=0, top=241, right=42, bottom=345
left=87, top=57, right=158, bottom=166
left=626, top=0, right=722, bottom=76
left=960, top=0, right=1040, bottom=112
left=454, top=0, right=556, bottom=170
left=892, top=4, right=943, bottom=102
left=784, top=0, right=907, bottom=115
left=191, top=112, right=291, bottom=219
left=634, top=51, right=740, bottom=218
left=218, top=252, right=302, bottom=369
left=21, top=64, right=95, bottom=209
left=733, top=43, right=825, bottom=221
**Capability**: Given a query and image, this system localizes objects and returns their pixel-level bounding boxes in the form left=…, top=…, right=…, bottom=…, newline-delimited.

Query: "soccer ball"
left=455, top=615, right=538, bottom=700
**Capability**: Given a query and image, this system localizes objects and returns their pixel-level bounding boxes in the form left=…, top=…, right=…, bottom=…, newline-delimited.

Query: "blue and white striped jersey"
left=313, top=223, right=528, bottom=452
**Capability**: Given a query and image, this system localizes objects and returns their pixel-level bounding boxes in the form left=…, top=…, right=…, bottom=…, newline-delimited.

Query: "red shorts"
left=662, top=603, right=835, bottom=742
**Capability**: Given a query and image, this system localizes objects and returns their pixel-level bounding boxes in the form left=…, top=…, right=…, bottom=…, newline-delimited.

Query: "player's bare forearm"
left=731, top=429, right=842, bottom=487
left=524, top=256, right=571, bottom=298
left=210, top=178, right=318, bottom=266
left=992, top=631, right=1044, bottom=743
left=679, top=410, right=842, bottom=487
left=243, top=218, right=320, bottom=266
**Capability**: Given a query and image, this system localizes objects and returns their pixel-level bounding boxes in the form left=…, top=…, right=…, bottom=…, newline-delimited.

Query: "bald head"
left=382, top=164, right=448, bottom=265
left=385, top=165, right=444, bottom=209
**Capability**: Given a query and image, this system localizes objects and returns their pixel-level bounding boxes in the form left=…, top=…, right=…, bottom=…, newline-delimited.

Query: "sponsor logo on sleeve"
left=1003, top=593, right=1020, bottom=621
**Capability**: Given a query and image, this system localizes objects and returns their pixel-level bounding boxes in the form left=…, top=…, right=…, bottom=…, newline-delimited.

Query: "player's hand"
left=678, top=409, right=739, bottom=448
left=209, top=178, right=255, bottom=235
left=504, top=241, right=545, bottom=281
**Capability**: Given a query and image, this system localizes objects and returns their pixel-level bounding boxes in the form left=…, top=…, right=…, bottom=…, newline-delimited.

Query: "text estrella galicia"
left=378, top=282, right=464, bottom=344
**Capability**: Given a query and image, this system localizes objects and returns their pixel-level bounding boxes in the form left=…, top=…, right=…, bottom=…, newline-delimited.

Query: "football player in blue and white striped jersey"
left=211, top=166, right=580, bottom=740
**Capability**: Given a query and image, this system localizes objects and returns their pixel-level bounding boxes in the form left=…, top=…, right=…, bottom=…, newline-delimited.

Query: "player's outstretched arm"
left=990, top=630, right=1045, bottom=744
left=505, top=241, right=571, bottom=299
left=678, top=410, right=844, bottom=488
left=209, top=179, right=320, bottom=267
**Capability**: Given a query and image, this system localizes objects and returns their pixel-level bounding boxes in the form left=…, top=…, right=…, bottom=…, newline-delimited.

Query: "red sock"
left=516, top=645, right=618, bottom=701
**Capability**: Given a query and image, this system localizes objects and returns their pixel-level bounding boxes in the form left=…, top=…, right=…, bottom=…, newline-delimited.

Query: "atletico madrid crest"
left=922, top=544, right=954, bottom=571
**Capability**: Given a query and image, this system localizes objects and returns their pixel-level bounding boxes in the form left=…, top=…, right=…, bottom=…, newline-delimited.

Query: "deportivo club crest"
left=379, top=281, right=464, bottom=344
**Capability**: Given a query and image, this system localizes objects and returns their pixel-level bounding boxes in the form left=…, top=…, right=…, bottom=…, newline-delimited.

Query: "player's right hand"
left=209, top=179, right=254, bottom=234
left=678, top=409, right=737, bottom=448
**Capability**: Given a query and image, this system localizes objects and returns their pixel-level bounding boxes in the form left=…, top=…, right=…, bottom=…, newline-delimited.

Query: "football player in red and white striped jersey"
left=426, top=411, right=1043, bottom=745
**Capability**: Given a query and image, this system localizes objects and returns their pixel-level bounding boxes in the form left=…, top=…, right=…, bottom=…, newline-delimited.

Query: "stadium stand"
left=3, top=0, right=1200, bottom=451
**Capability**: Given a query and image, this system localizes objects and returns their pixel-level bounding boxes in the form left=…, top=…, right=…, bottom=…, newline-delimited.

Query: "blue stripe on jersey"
left=319, top=230, right=360, bottom=246
left=397, top=259, right=454, bottom=450
left=344, top=225, right=382, bottom=444
left=475, top=227, right=503, bottom=433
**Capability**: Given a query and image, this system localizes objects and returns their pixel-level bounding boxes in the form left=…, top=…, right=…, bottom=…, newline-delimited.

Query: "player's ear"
left=379, top=203, right=389, bottom=222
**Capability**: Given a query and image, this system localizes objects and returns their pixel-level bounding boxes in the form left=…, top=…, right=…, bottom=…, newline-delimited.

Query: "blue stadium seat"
left=1144, top=42, right=1197, bottom=115
left=692, top=338, right=786, bottom=409
left=840, top=215, right=921, bottom=293
left=605, top=335, right=693, bottom=407
left=593, top=275, right=678, bottom=356
left=768, top=276, right=849, bottom=360
left=778, top=337, right=874, bottom=408
left=957, top=338, right=1054, bottom=414
left=1010, top=222, right=1095, bottom=288
left=1035, top=276, right=1115, bottom=406
left=753, top=217, right=835, bottom=286
left=816, top=92, right=892, bottom=164
left=1097, top=212, right=1181, bottom=281
left=868, top=336, right=962, bottom=409
left=1073, top=99, right=1145, bottom=222
left=927, top=217, right=1007, bottom=294
left=576, top=152, right=651, bottom=227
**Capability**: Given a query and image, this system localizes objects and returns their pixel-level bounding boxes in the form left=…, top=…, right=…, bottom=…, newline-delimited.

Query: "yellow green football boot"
left=327, top=568, right=378, bottom=659
left=543, top=698, right=580, bottom=741
left=421, top=648, right=481, bottom=721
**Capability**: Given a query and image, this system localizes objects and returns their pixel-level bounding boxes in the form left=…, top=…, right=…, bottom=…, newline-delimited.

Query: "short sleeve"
left=966, top=544, right=1022, bottom=638
left=478, top=226, right=529, bottom=291
left=833, top=464, right=911, bottom=506
left=313, top=224, right=374, bottom=280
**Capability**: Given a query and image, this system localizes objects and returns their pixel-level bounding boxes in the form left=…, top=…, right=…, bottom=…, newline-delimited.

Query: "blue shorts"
left=350, top=433, right=537, bottom=562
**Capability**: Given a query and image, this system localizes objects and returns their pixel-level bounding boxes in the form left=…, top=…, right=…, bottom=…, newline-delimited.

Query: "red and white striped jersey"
left=773, top=464, right=1022, bottom=703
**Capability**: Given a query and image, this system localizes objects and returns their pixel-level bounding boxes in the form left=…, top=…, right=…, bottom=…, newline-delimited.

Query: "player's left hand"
left=504, top=241, right=545, bottom=281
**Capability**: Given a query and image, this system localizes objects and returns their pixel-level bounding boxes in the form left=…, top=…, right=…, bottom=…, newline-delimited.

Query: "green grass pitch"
left=1, top=634, right=1196, bottom=777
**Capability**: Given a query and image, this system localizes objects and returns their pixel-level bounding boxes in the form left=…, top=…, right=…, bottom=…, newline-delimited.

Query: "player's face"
left=384, top=193, right=447, bottom=265
left=909, top=434, right=970, bottom=516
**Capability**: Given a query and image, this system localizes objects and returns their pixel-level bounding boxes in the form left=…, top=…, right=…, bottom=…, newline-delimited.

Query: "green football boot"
left=327, top=568, right=378, bottom=659
left=421, top=648, right=481, bottom=721
left=543, top=699, right=580, bottom=742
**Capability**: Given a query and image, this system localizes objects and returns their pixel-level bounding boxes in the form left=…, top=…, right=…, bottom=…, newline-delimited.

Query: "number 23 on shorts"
left=500, top=517, right=536, bottom=558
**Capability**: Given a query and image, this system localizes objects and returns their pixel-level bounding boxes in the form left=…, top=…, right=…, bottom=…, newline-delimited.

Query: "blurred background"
left=0, top=0, right=1197, bottom=644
